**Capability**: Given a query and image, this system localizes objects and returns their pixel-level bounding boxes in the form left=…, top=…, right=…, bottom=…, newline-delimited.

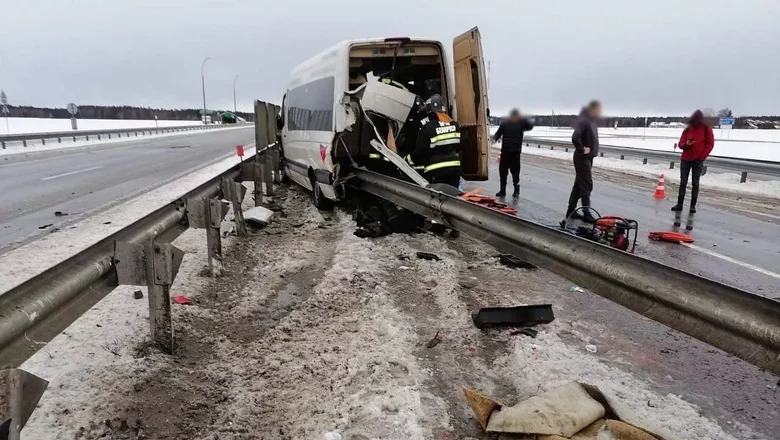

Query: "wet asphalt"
left=468, top=158, right=780, bottom=299
left=0, top=126, right=255, bottom=252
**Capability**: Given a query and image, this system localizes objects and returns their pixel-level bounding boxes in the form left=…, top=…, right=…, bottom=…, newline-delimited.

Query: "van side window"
left=287, top=76, right=335, bottom=131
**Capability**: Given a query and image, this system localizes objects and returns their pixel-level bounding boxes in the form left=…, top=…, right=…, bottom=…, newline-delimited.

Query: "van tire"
left=310, top=172, right=333, bottom=211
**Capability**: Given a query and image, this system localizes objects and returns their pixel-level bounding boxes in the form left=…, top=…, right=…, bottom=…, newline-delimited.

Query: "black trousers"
left=425, top=167, right=461, bottom=188
left=499, top=151, right=521, bottom=187
left=567, top=154, right=594, bottom=215
left=678, top=159, right=704, bottom=207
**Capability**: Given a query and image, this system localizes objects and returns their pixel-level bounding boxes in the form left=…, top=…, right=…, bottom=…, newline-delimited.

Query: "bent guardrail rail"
left=353, top=168, right=780, bottom=374
left=0, top=122, right=252, bottom=149
left=523, top=137, right=780, bottom=182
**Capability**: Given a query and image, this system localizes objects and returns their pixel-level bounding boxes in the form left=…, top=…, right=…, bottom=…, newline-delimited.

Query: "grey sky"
left=1, top=0, right=778, bottom=117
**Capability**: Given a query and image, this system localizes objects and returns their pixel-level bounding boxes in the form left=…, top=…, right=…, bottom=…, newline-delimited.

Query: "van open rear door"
left=453, top=27, right=489, bottom=181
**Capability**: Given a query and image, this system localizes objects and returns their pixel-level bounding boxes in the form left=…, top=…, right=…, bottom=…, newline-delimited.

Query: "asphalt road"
left=0, top=126, right=255, bottom=252
left=468, top=158, right=780, bottom=299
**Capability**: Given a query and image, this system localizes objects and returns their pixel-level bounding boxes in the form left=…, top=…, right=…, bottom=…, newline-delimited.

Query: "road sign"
left=719, top=117, right=735, bottom=128
left=0, top=90, right=7, bottom=105
left=1, top=106, right=8, bottom=114
left=66, top=103, right=79, bottom=116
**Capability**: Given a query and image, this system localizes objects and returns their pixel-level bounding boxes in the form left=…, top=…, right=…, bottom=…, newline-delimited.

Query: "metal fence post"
left=41, top=138, right=46, bottom=145
left=264, top=152, right=275, bottom=197
left=145, top=241, right=183, bottom=353
left=72, top=135, right=76, bottom=142
left=0, top=368, right=49, bottom=440
left=205, top=198, right=225, bottom=276
left=1, top=141, right=5, bottom=149
left=643, top=158, right=648, bottom=164
left=22, top=140, right=26, bottom=147
left=670, top=161, right=675, bottom=169
left=740, top=171, right=748, bottom=183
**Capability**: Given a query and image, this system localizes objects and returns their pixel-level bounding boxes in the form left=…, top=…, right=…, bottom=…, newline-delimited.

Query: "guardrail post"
left=185, top=197, right=228, bottom=276
left=620, top=155, right=625, bottom=160
left=255, top=152, right=265, bottom=206
left=669, top=161, right=675, bottom=169
left=114, top=240, right=184, bottom=353
left=1, top=368, right=49, bottom=440
left=41, top=138, right=46, bottom=145
left=1, top=141, right=5, bottom=149
left=564, top=147, right=568, bottom=153
left=22, top=140, right=27, bottom=148
left=85, top=135, right=89, bottom=141
left=72, top=135, right=76, bottom=142
left=135, top=132, right=138, bottom=137
left=740, top=171, right=748, bottom=183
left=57, top=137, right=61, bottom=143
left=264, top=152, right=275, bottom=197
left=222, top=178, right=247, bottom=237
left=643, top=158, right=648, bottom=164
left=108, top=133, right=112, bottom=139
left=600, top=152, right=603, bottom=157
left=271, top=147, right=281, bottom=184
left=550, top=145, right=554, bottom=150
left=702, top=166, right=707, bottom=176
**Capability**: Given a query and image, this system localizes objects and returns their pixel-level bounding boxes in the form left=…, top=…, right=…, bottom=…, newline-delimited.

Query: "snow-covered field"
left=491, top=126, right=780, bottom=162
left=0, top=117, right=201, bottom=135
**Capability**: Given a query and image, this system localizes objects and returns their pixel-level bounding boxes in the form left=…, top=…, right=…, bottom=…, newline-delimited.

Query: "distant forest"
left=3, top=105, right=254, bottom=121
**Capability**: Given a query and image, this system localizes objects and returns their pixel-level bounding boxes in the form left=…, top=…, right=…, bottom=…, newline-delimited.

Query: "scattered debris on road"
left=586, top=344, right=598, bottom=353
left=416, top=251, right=441, bottom=261
left=54, top=210, right=69, bottom=216
left=133, top=290, right=143, bottom=300
left=172, top=295, right=191, bottom=305
left=244, top=206, right=274, bottom=227
left=464, top=382, right=667, bottom=439
left=511, top=327, right=539, bottom=338
left=103, top=221, right=111, bottom=225
left=425, top=330, right=443, bottom=348
left=498, top=253, right=537, bottom=269
left=38, top=224, right=53, bottom=229
left=472, top=304, right=555, bottom=329
left=570, top=285, right=586, bottom=293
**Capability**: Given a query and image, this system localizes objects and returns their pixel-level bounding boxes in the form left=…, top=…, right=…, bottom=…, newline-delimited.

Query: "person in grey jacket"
left=565, top=100, right=602, bottom=223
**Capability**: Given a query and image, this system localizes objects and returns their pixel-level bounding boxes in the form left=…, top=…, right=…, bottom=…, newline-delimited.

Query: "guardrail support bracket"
left=222, top=179, right=248, bottom=237
left=1, top=368, right=49, bottom=440
left=186, top=197, right=228, bottom=276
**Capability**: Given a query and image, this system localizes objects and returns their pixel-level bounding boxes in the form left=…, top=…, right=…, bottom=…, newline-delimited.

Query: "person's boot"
left=671, top=198, right=684, bottom=212
left=689, top=196, right=698, bottom=214
left=512, top=185, right=520, bottom=197
left=582, top=208, right=597, bottom=224
left=496, top=180, right=506, bottom=197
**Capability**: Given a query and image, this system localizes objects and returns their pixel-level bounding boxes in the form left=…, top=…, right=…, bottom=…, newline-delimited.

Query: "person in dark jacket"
left=492, top=109, right=534, bottom=197
left=565, top=100, right=601, bottom=223
left=671, top=110, right=714, bottom=213
left=406, top=94, right=462, bottom=187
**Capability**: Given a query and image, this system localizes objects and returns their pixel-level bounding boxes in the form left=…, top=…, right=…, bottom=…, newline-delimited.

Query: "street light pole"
left=232, top=75, right=240, bottom=113
left=201, top=57, right=211, bottom=125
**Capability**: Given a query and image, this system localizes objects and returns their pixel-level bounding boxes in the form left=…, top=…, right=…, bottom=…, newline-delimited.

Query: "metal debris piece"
left=511, top=327, right=538, bottom=338
left=472, top=304, right=554, bottom=329
left=426, top=331, right=442, bottom=348
left=416, top=252, right=441, bottom=261
left=498, top=254, right=537, bottom=269
left=133, top=290, right=143, bottom=300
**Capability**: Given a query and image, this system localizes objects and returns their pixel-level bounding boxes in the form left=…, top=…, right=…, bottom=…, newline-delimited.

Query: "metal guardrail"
left=0, top=100, right=280, bottom=438
left=0, top=123, right=249, bottom=149
left=524, top=137, right=780, bottom=182
left=353, top=169, right=780, bottom=374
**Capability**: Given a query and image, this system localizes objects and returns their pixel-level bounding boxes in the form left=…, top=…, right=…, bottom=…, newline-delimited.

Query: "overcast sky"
left=1, top=0, right=778, bottom=117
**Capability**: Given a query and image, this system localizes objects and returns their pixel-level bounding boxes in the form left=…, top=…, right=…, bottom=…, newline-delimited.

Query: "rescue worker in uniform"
left=406, top=94, right=462, bottom=187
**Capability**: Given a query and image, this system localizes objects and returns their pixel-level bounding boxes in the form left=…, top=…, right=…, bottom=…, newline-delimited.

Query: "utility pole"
left=201, top=57, right=211, bottom=124
left=232, top=75, right=240, bottom=113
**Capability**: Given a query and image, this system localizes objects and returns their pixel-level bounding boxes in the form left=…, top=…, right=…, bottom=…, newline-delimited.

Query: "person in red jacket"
left=671, top=110, right=714, bottom=213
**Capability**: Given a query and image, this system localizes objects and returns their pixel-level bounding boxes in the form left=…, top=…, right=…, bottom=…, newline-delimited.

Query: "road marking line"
left=41, top=166, right=103, bottom=181
left=681, top=243, right=780, bottom=280
left=735, top=208, right=780, bottom=221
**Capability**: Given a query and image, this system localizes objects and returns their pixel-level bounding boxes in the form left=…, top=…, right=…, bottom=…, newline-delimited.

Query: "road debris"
left=569, top=285, right=586, bottom=293
left=464, top=382, right=667, bottom=439
left=459, top=277, right=478, bottom=289
left=498, top=253, right=537, bottom=269
left=133, top=290, right=143, bottom=300
left=425, top=331, right=442, bottom=348
left=172, top=296, right=191, bottom=305
left=472, top=304, right=555, bottom=329
left=510, top=327, right=539, bottom=338
left=416, top=251, right=441, bottom=261
left=38, top=224, right=53, bottom=229
left=244, top=206, right=274, bottom=227
left=586, top=344, right=598, bottom=353
left=460, top=188, right=518, bottom=215
left=54, top=211, right=69, bottom=216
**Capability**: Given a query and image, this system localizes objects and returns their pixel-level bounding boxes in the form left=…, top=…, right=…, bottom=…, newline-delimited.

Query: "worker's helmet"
left=423, top=94, right=446, bottom=114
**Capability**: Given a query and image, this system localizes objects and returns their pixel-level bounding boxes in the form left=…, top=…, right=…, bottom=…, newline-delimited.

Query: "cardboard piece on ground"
left=463, top=388, right=502, bottom=430
left=486, top=382, right=605, bottom=437
left=244, top=206, right=274, bottom=227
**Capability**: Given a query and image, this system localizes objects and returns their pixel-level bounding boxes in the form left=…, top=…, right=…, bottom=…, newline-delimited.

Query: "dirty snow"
left=18, top=185, right=767, bottom=439
left=0, top=144, right=254, bottom=294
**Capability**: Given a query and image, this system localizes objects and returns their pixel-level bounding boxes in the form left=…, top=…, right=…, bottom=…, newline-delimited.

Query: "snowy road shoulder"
left=19, top=185, right=776, bottom=439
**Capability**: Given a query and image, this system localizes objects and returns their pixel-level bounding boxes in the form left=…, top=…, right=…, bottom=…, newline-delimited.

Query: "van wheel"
left=310, top=173, right=333, bottom=211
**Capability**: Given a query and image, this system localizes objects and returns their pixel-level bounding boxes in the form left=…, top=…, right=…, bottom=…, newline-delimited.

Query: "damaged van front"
left=279, top=28, right=490, bottom=209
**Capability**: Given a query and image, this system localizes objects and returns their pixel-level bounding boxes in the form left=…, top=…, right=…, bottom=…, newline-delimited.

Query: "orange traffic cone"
left=654, top=174, right=666, bottom=199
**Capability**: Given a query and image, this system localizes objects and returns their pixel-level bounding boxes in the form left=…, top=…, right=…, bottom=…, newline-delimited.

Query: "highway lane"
left=466, top=156, right=780, bottom=298
left=0, top=126, right=254, bottom=252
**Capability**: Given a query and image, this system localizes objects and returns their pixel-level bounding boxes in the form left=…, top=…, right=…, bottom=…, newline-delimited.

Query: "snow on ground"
left=509, top=145, right=780, bottom=198
left=0, top=143, right=254, bottom=294
left=0, top=123, right=251, bottom=158
left=490, top=126, right=780, bottom=162
left=19, top=185, right=764, bottom=439
left=0, top=117, right=201, bottom=135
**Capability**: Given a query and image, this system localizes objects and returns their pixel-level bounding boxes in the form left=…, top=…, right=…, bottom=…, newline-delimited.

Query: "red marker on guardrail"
left=236, top=145, right=244, bottom=160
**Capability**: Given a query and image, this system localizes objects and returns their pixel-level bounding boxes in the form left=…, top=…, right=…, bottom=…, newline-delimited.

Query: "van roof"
left=290, top=37, right=444, bottom=78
